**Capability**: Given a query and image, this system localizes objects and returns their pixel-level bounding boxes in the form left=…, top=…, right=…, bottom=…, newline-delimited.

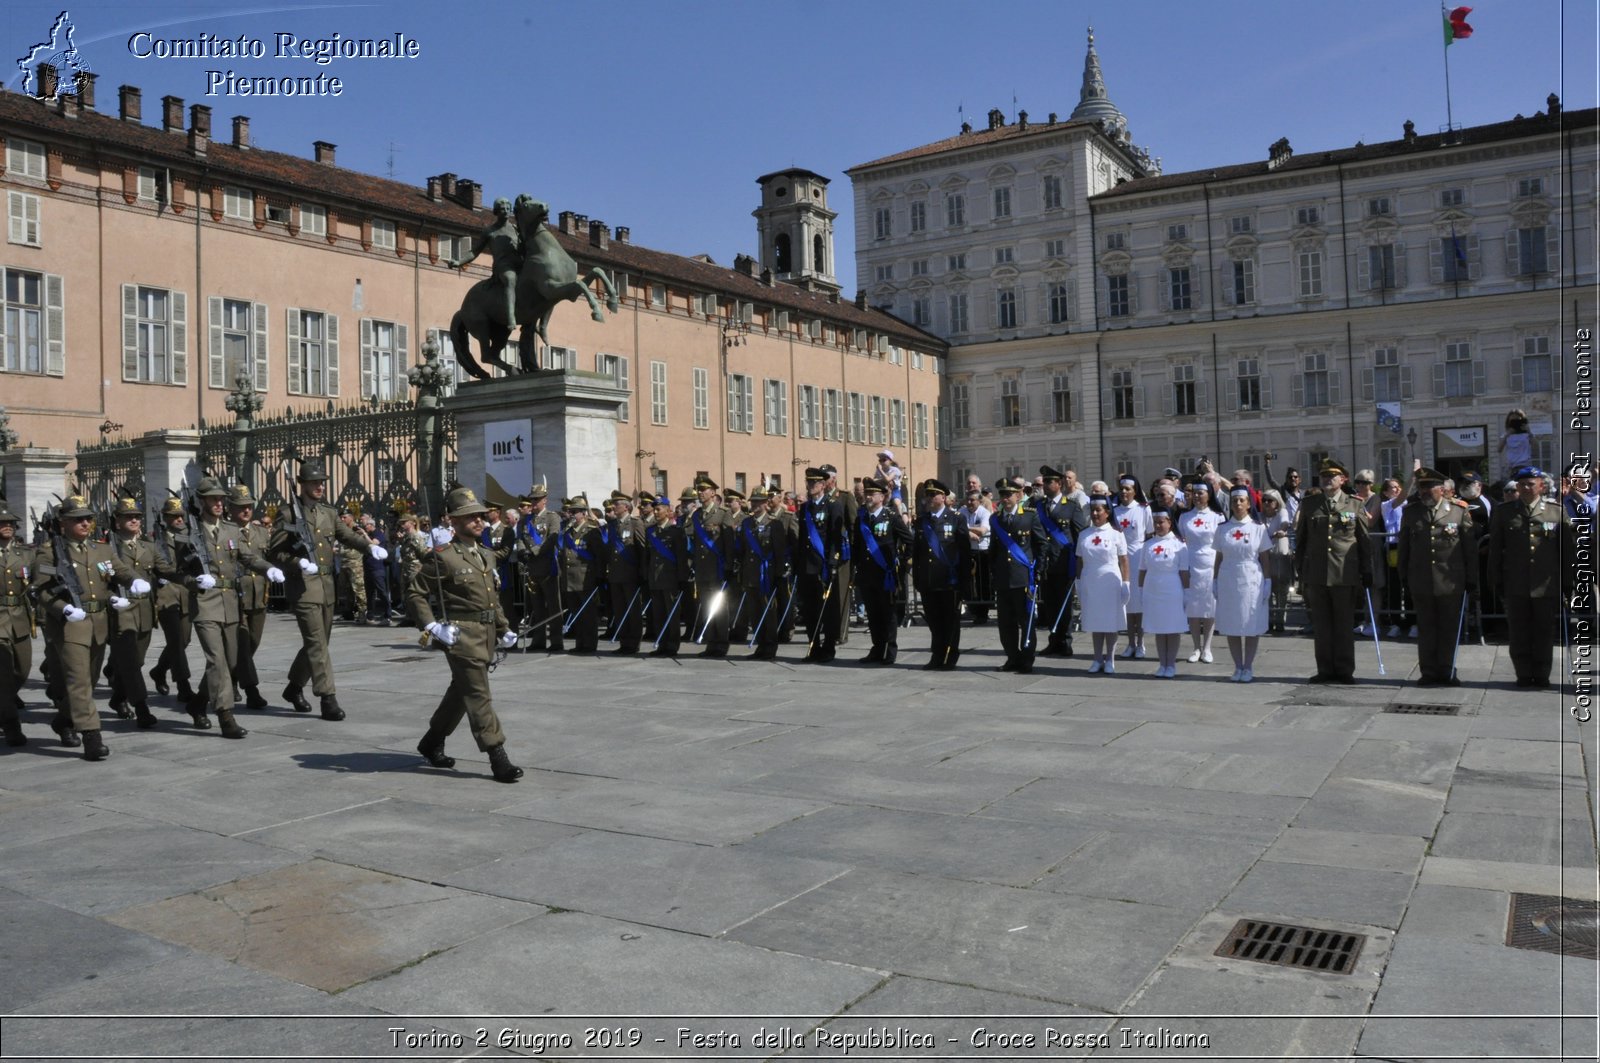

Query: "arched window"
left=813, top=234, right=826, bottom=276
left=774, top=233, right=792, bottom=273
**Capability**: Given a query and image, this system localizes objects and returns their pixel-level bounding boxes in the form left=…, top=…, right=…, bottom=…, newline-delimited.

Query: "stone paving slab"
left=1171, top=751, right=1343, bottom=797
left=1430, top=809, right=1599, bottom=867
left=733, top=758, right=1039, bottom=815
left=1220, top=859, right=1418, bottom=930
left=0, top=890, right=187, bottom=1013
left=942, top=743, right=1210, bottom=786
left=1459, top=735, right=1586, bottom=776
left=1261, top=827, right=1428, bottom=876
left=1033, top=827, right=1268, bottom=909
left=1290, top=777, right=1448, bottom=837
left=978, top=776, right=1304, bottom=842
left=1416, top=856, right=1600, bottom=899
left=493, top=775, right=829, bottom=844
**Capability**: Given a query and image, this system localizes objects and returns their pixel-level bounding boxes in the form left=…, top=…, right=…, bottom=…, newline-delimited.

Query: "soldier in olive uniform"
left=557, top=496, right=604, bottom=653
left=990, top=479, right=1049, bottom=674
left=34, top=495, right=147, bottom=760
left=1398, top=467, right=1477, bottom=686
left=798, top=468, right=849, bottom=662
left=603, top=491, right=647, bottom=653
left=646, top=496, right=693, bottom=657
left=0, top=502, right=35, bottom=746
left=178, top=478, right=283, bottom=736
left=150, top=497, right=196, bottom=702
left=854, top=478, right=914, bottom=664
left=821, top=465, right=856, bottom=645
left=738, top=486, right=790, bottom=659
left=268, top=458, right=385, bottom=720
left=337, top=511, right=367, bottom=623
left=914, top=481, right=971, bottom=670
left=1294, top=459, right=1375, bottom=684
left=687, top=477, right=736, bottom=657
left=229, top=485, right=273, bottom=709
left=104, top=498, right=164, bottom=729
left=1489, top=466, right=1574, bottom=688
left=411, top=486, right=524, bottom=783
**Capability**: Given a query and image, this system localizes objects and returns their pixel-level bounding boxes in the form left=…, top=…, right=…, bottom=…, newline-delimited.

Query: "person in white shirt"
left=964, top=490, right=992, bottom=625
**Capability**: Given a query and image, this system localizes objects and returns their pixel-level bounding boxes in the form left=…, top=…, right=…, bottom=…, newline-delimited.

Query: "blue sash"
left=561, top=528, right=594, bottom=563
left=1036, top=501, right=1077, bottom=578
left=989, top=512, right=1036, bottom=581
left=920, top=515, right=957, bottom=587
left=646, top=525, right=677, bottom=566
left=858, top=509, right=896, bottom=591
left=741, top=521, right=773, bottom=596
left=520, top=514, right=544, bottom=547
left=804, top=503, right=830, bottom=583
left=691, top=512, right=725, bottom=582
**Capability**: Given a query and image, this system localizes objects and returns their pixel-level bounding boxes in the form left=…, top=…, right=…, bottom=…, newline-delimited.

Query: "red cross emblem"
left=1120, top=518, right=1132, bottom=529
left=1152, top=545, right=1165, bottom=556
left=1091, top=536, right=1103, bottom=546
left=1231, top=529, right=1245, bottom=540
left=1193, top=517, right=1204, bottom=528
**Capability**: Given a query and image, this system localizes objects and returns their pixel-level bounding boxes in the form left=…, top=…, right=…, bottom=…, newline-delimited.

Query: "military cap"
left=750, top=486, right=771, bottom=502
left=862, top=477, right=889, bottom=494
left=522, top=484, right=549, bottom=501
left=1414, top=466, right=1446, bottom=486
left=0, top=499, right=19, bottom=524
left=679, top=486, right=697, bottom=502
left=657, top=496, right=671, bottom=507
left=445, top=486, right=489, bottom=517
left=1039, top=464, right=1065, bottom=480
left=229, top=484, right=258, bottom=506
left=996, top=479, right=1021, bottom=495
left=111, top=497, right=143, bottom=518
left=568, top=495, right=590, bottom=510
left=819, top=463, right=839, bottom=478
left=694, top=476, right=719, bottom=492
left=297, top=457, right=329, bottom=482
left=1318, top=458, right=1351, bottom=479
left=723, top=487, right=745, bottom=502
left=923, top=479, right=950, bottom=497
left=1512, top=464, right=1546, bottom=482
left=160, top=497, right=185, bottom=518
left=805, top=467, right=828, bottom=483
left=196, top=476, right=229, bottom=497
left=637, top=493, right=657, bottom=507
left=1459, top=470, right=1482, bottom=484
left=609, top=490, right=632, bottom=504
left=58, top=494, right=94, bottom=518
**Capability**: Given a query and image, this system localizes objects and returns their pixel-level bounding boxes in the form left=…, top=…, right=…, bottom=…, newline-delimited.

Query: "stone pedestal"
left=0, top=447, right=70, bottom=530
left=141, top=429, right=203, bottom=511
left=444, top=371, right=625, bottom=509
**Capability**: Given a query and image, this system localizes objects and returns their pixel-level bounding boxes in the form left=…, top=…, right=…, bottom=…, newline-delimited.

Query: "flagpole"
left=1442, top=2, right=1455, bottom=132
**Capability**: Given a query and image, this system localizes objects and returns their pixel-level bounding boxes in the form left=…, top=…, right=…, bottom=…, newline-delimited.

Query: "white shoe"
left=1407, top=625, right=1418, bottom=638
left=1119, top=645, right=1136, bottom=659
left=1187, top=650, right=1202, bottom=663
left=1134, top=645, right=1147, bottom=659
left=1104, top=658, right=1115, bottom=674
left=1201, top=649, right=1214, bottom=664
left=1088, top=659, right=1103, bottom=674
left=1241, top=668, right=1254, bottom=683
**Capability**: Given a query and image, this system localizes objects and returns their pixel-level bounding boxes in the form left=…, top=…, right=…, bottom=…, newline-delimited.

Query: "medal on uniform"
left=96, top=560, right=114, bottom=577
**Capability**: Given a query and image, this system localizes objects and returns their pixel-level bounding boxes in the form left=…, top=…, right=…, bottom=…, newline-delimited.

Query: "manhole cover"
left=383, top=655, right=433, bottom=663
left=1384, top=702, right=1461, bottom=715
left=1215, top=918, right=1365, bottom=974
left=1507, top=893, right=1600, bottom=960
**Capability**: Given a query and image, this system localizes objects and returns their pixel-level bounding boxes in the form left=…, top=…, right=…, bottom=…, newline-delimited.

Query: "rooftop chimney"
left=1017, top=110, right=1029, bottom=131
left=313, top=140, right=336, bottom=165
left=189, top=103, right=211, bottom=137
left=1048, top=112, right=1058, bottom=124
left=558, top=210, right=576, bottom=235
left=589, top=219, right=609, bottom=250
left=162, top=94, right=184, bottom=133
left=438, top=172, right=457, bottom=197
left=37, top=64, right=59, bottom=101
left=615, top=226, right=630, bottom=244
left=232, top=115, right=250, bottom=148
left=987, top=108, right=1005, bottom=131
left=573, top=213, right=588, bottom=232
left=960, top=121, right=972, bottom=135
left=760, top=268, right=773, bottom=286
left=1402, top=119, right=1416, bottom=145
left=1548, top=92, right=1562, bottom=116
left=426, top=175, right=441, bottom=201
left=74, top=71, right=96, bottom=109
left=854, top=290, right=868, bottom=309
left=1266, top=136, right=1292, bottom=170
left=119, top=85, right=141, bottom=122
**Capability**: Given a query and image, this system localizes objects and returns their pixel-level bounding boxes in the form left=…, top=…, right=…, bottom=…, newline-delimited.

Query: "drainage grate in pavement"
left=1506, top=893, right=1600, bottom=960
left=1383, top=702, right=1461, bottom=715
left=383, top=655, right=433, bottom=663
left=1214, top=918, right=1366, bottom=974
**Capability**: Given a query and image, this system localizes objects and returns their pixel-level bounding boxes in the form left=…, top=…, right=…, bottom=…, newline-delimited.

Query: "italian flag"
left=1444, top=6, right=1474, bottom=45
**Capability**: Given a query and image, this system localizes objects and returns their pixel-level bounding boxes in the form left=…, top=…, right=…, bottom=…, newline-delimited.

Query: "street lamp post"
left=1406, top=427, right=1418, bottom=467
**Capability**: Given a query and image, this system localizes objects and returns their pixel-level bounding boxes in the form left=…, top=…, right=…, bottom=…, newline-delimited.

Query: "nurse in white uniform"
left=1179, top=480, right=1223, bottom=664
left=1076, top=495, right=1130, bottom=673
left=1212, top=487, right=1271, bottom=681
left=1138, top=510, right=1190, bottom=677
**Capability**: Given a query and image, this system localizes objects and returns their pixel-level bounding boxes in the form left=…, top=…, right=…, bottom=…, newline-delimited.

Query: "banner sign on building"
left=484, top=418, right=533, bottom=505
left=1433, top=425, right=1487, bottom=459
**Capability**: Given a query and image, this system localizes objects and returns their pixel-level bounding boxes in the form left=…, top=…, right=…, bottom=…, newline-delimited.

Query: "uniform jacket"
left=153, top=525, right=189, bottom=612
left=853, top=505, right=913, bottom=591
left=179, top=518, right=274, bottom=623
left=798, top=495, right=848, bottom=580
left=235, top=523, right=274, bottom=612
left=688, top=505, right=735, bottom=587
left=645, top=516, right=692, bottom=591
left=913, top=506, right=971, bottom=594
left=1398, top=498, right=1477, bottom=596
left=35, top=536, right=136, bottom=647
left=1294, top=488, right=1374, bottom=587
left=558, top=518, right=604, bottom=596
left=108, top=533, right=164, bottom=635
left=0, top=539, right=36, bottom=642
left=268, top=498, right=372, bottom=606
left=1035, top=494, right=1088, bottom=566
left=1488, top=497, right=1572, bottom=599
left=409, top=538, right=509, bottom=665
left=987, top=506, right=1049, bottom=590
left=604, top=515, right=648, bottom=586
left=736, top=513, right=789, bottom=593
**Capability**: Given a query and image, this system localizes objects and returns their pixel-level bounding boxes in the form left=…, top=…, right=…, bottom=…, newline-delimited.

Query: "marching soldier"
left=1488, top=466, right=1574, bottom=688
left=150, top=497, right=196, bottom=703
left=798, top=467, right=848, bottom=662
left=914, top=480, right=970, bottom=670
left=687, top=477, right=735, bottom=657
left=104, top=497, right=163, bottom=729
left=737, top=486, right=790, bottom=659
left=228, top=485, right=273, bottom=709
left=1036, top=465, right=1089, bottom=657
left=410, top=486, right=524, bottom=783
left=1, top=502, right=34, bottom=746
left=1398, top=467, right=1476, bottom=687
left=853, top=478, right=913, bottom=664
left=268, top=458, right=386, bottom=720
left=989, top=478, right=1049, bottom=674
left=34, top=494, right=146, bottom=760
left=516, top=486, right=562, bottom=652
left=556, top=496, right=604, bottom=653
left=1294, top=458, right=1374, bottom=684
left=645, top=491, right=692, bottom=657
left=177, top=478, right=283, bottom=736
left=603, top=491, right=647, bottom=654
left=337, top=511, right=367, bottom=623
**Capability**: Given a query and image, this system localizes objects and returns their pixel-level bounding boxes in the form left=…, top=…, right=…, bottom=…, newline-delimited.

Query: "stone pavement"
left=1, top=614, right=1595, bottom=1062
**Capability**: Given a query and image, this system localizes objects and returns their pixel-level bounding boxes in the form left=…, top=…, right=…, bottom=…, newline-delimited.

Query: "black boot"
left=244, top=686, right=269, bottom=710
left=188, top=703, right=213, bottom=729
left=319, top=695, right=345, bottom=721
left=283, top=684, right=314, bottom=713
left=417, top=729, right=456, bottom=769
left=149, top=667, right=169, bottom=696
left=216, top=709, right=248, bottom=739
left=176, top=679, right=197, bottom=702
left=134, top=703, right=158, bottom=730
left=82, top=729, right=110, bottom=761
left=487, top=744, right=523, bottom=783
left=51, top=714, right=81, bottom=748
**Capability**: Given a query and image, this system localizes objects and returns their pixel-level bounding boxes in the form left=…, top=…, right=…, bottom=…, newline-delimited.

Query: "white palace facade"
left=848, top=32, right=1597, bottom=487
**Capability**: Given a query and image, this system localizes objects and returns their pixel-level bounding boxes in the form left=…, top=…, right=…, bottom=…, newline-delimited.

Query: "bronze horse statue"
left=448, top=194, right=620, bottom=379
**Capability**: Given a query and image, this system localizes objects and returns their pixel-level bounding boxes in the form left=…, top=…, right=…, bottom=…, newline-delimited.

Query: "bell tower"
left=754, top=168, right=840, bottom=295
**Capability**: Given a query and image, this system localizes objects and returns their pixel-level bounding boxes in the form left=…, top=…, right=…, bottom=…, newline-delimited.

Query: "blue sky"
left=7, top=1, right=1594, bottom=294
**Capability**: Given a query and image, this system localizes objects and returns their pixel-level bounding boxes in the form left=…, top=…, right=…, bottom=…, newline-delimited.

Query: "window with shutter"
left=7, top=191, right=40, bottom=246
left=286, top=308, right=303, bottom=394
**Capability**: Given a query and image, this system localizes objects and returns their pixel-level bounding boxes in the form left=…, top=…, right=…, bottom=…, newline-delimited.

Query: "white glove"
left=430, top=527, right=454, bottom=547
left=369, top=544, right=389, bottom=561
left=129, top=578, right=152, bottom=595
left=111, top=596, right=132, bottom=611
left=266, top=566, right=286, bottom=584
left=64, top=605, right=87, bottom=622
left=1118, top=581, right=1131, bottom=605
left=297, top=558, right=320, bottom=575
left=196, top=574, right=217, bottom=590
left=426, top=621, right=458, bottom=646
left=499, top=630, right=519, bottom=649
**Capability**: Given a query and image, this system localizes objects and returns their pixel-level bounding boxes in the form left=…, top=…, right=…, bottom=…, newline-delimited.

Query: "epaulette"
left=1453, top=498, right=1470, bottom=509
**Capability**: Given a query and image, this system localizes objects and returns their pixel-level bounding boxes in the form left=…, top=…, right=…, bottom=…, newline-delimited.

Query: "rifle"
left=279, top=463, right=318, bottom=564
left=179, top=485, right=216, bottom=580
left=35, top=501, right=85, bottom=614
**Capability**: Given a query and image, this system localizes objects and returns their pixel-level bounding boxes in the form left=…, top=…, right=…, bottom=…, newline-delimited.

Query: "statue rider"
left=449, top=197, right=521, bottom=329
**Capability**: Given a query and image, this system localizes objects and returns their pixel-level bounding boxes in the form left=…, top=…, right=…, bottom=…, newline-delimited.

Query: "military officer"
left=1398, top=467, right=1477, bottom=686
left=798, top=467, right=848, bottom=662
left=268, top=458, right=385, bottom=720
left=1035, top=465, right=1090, bottom=657
left=150, top=496, right=196, bottom=702
left=645, top=489, right=692, bottom=657
left=1489, top=465, right=1575, bottom=688
left=34, top=495, right=146, bottom=760
left=914, top=481, right=970, bottom=670
left=686, top=476, right=736, bottom=657
left=603, top=491, right=647, bottom=653
left=337, top=510, right=367, bottom=623
left=104, top=497, right=163, bottom=729
left=410, top=486, right=524, bottom=783
left=989, top=478, right=1049, bottom=674
left=722, top=488, right=751, bottom=643
left=1294, top=458, right=1375, bottom=684
left=737, top=486, right=790, bottom=659
left=820, top=464, right=856, bottom=645
left=556, top=496, right=604, bottom=653
left=515, top=485, right=562, bottom=651
left=228, top=485, right=273, bottom=709
left=0, top=501, right=35, bottom=746
left=854, top=478, right=914, bottom=664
